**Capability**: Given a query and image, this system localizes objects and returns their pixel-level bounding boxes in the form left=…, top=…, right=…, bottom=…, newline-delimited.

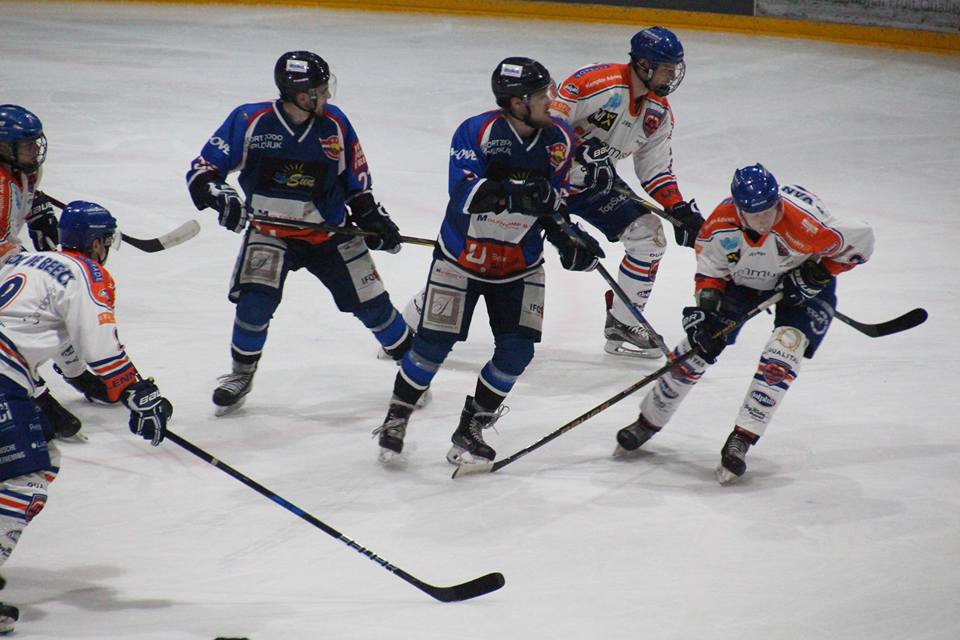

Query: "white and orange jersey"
left=694, top=184, right=875, bottom=294
left=550, top=63, right=682, bottom=208
left=0, top=165, right=40, bottom=260
left=0, top=249, right=141, bottom=401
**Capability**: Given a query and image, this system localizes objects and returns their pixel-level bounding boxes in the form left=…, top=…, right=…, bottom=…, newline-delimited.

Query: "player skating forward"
left=550, top=27, right=704, bottom=358
left=616, top=164, right=874, bottom=483
left=187, top=51, right=412, bottom=414
left=0, top=105, right=106, bottom=439
left=373, top=57, right=604, bottom=464
left=0, top=201, right=172, bottom=633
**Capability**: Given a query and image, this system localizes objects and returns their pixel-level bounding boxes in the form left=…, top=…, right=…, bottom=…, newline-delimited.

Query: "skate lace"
left=468, top=405, right=509, bottom=440
left=215, top=372, right=252, bottom=394
left=371, top=408, right=409, bottom=439
left=726, top=434, right=750, bottom=458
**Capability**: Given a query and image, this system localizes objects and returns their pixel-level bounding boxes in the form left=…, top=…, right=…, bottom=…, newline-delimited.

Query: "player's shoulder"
left=61, top=252, right=116, bottom=308
left=559, top=63, right=629, bottom=99
left=701, top=199, right=741, bottom=236
left=321, top=102, right=351, bottom=124
left=547, top=116, right=576, bottom=142
left=228, top=100, right=275, bottom=123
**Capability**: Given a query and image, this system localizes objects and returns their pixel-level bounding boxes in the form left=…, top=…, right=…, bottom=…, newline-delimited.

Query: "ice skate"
left=603, top=292, right=662, bottom=359
left=372, top=401, right=414, bottom=463
left=446, top=396, right=506, bottom=465
left=0, top=603, right=18, bottom=635
left=614, top=413, right=661, bottom=456
left=212, top=362, right=256, bottom=416
left=715, top=427, right=757, bottom=485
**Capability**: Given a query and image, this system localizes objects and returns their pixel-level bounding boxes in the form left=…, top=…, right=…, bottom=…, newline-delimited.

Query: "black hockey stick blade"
left=834, top=307, right=927, bottom=338
left=420, top=571, right=506, bottom=602
left=120, top=220, right=200, bottom=252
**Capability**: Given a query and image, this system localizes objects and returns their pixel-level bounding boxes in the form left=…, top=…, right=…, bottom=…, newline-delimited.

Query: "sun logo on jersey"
left=547, top=143, right=568, bottom=170
left=320, top=135, right=342, bottom=161
left=277, top=163, right=316, bottom=189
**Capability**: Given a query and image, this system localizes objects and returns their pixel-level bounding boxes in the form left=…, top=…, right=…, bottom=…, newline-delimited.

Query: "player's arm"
left=186, top=105, right=255, bottom=233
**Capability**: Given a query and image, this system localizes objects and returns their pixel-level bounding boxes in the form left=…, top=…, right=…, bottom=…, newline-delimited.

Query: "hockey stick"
left=452, top=292, right=784, bottom=478
left=165, top=430, right=505, bottom=602
left=45, top=194, right=200, bottom=253
left=250, top=214, right=436, bottom=248
left=595, top=262, right=672, bottom=358
left=834, top=307, right=927, bottom=338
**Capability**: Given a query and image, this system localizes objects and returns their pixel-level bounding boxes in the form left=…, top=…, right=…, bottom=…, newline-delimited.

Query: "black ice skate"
left=212, top=362, right=256, bottom=416
left=34, top=389, right=84, bottom=441
left=372, top=401, right=414, bottom=463
left=716, top=426, right=759, bottom=485
left=614, top=413, right=661, bottom=455
left=0, top=602, right=19, bottom=635
left=446, top=396, right=506, bottom=465
left=603, top=291, right=661, bottom=359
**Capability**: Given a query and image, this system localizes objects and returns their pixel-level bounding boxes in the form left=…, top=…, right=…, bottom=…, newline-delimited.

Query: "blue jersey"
left=438, top=110, right=575, bottom=281
left=186, top=100, right=371, bottom=243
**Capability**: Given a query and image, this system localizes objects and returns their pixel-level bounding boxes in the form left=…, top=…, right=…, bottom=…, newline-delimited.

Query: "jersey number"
left=0, top=274, right=26, bottom=311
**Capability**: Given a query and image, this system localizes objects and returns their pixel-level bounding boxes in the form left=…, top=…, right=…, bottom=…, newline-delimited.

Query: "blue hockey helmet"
left=274, top=51, right=335, bottom=102
left=492, top=57, right=555, bottom=108
left=629, top=27, right=685, bottom=96
left=0, top=104, right=47, bottom=172
left=731, top=163, right=781, bottom=214
left=58, top=201, right=118, bottom=253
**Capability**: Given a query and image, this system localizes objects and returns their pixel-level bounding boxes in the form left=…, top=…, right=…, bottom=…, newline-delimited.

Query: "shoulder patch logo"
left=642, top=102, right=667, bottom=137
left=319, top=135, right=341, bottom=161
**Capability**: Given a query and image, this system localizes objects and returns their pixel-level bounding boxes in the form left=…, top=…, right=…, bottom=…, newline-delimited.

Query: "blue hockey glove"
left=666, top=200, right=704, bottom=248
left=575, top=138, right=615, bottom=196
left=682, top=306, right=728, bottom=364
left=351, top=198, right=402, bottom=254
left=545, top=221, right=605, bottom=272
left=781, top=260, right=833, bottom=306
left=123, top=380, right=172, bottom=446
left=26, top=191, right=59, bottom=251
left=503, top=178, right=560, bottom=217
left=206, top=181, right=249, bottom=233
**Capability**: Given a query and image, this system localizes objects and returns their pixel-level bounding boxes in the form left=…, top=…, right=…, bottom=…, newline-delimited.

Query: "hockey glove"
left=781, top=260, right=833, bottom=306
left=575, top=138, right=615, bottom=196
left=667, top=200, right=705, bottom=248
left=123, top=380, right=173, bottom=446
left=503, top=178, right=560, bottom=217
left=350, top=194, right=402, bottom=253
left=545, top=221, right=605, bottom=272
left=682, top=306, right=729, bottom=364
left=63, top=370, right=114, bottom=404
left=34, top=390, right=82, bottom=439
left=206, top=181, right=249, bottom=233
left=26, top=192, right=60, bottom=251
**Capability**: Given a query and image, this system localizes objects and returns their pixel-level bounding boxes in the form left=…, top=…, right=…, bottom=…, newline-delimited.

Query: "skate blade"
left=378, top=448, right=406, bottom=465
left=58, top=431, right=89, bottom=444
left=603, top=340, right=662, bottom=359
left=612, top=444, right=645, bottom=458
left=715, top=464, right=742, bottom=485
left=376, top=347, right=396, bottom=362
left=446, top=446, right=493, bottom=466
left=214, top=397, right=247, bottom=417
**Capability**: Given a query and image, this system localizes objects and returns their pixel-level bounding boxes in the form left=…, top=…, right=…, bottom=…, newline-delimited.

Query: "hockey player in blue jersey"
left=372, top=57, right=605, bottom=464
left=187, top=51, right=412, bottom=414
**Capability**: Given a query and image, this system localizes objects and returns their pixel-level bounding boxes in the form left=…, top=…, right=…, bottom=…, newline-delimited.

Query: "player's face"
left=649, top=64, right=678, bottom=93
left=740, top=202, right=782, bottom=235
left=522, top=83, right=558, bottom=128
left=12, top=136, right=46, bottom=172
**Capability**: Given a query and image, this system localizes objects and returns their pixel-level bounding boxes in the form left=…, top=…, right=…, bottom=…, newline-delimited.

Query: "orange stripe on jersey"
left=63, top=251, right=116, bottom=309
left=560, top=63, right=631, bottom=101
left=773, top=200, right=843, bottom=255
left=698, top=203, right=741, bottom=240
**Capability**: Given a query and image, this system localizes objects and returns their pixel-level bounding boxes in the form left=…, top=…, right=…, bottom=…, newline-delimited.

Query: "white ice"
left=2, top=3, right=959, bottom=638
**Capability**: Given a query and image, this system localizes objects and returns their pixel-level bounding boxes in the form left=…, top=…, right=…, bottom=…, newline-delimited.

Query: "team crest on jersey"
left=547, top=143, right=568, bottom=170
left=563, top=83, right=579, bottom=96
left=275, top=163, right=316, bottom=189
left=588, top=109, right=617, bottom=131
left=725, top=250, right=740, bottom=264
left=319, top=135, right=342, bottom=161
left=642, top=103, right=666, bottom=137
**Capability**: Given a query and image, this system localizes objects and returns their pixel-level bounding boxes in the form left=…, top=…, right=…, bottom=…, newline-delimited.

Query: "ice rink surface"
left=2, top=2, right=959, bottom=638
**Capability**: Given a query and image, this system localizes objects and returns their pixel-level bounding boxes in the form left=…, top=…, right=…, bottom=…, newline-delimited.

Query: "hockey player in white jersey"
left=550, top=27, right=705, bottom=358
left=0, top=201, right=172, bottom=633
left=615, top=164, right=874, bottom=483
left=0, top=104, right=99, bottom=440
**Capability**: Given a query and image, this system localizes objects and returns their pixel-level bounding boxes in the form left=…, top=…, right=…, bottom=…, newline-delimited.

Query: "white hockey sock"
left=734, top=326, right=808, bottom=438
left=639, top=338, right=712, bottom=426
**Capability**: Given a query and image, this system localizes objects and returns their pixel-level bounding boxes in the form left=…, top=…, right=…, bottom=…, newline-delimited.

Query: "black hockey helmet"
left=274, top=51, right=331, bottom=101
left=491, top=57, right=553, bottom=108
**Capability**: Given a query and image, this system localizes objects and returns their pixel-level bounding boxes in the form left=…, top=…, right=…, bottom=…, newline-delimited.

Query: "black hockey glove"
left=575, top=137, right=615, bottom=196
left=350, top=193, right=402, bottom=253
left=123, top=380, right=173, bottom=446
left=503, top=178, right=560, bottom=217
left=34, top=390, right=82, bottom=440
left=781, top=260, right=833, bottom=306
left=666, top=200, right=705, bottom=248
left=62, top=369, right=114, bottom=404
left=682, top=306, right=729, bottom=364
left=205, top=181, right=249, bottom=233
left=544, top=221, right=605, bottom=272
left=26, top=191, right=59, bottom=251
